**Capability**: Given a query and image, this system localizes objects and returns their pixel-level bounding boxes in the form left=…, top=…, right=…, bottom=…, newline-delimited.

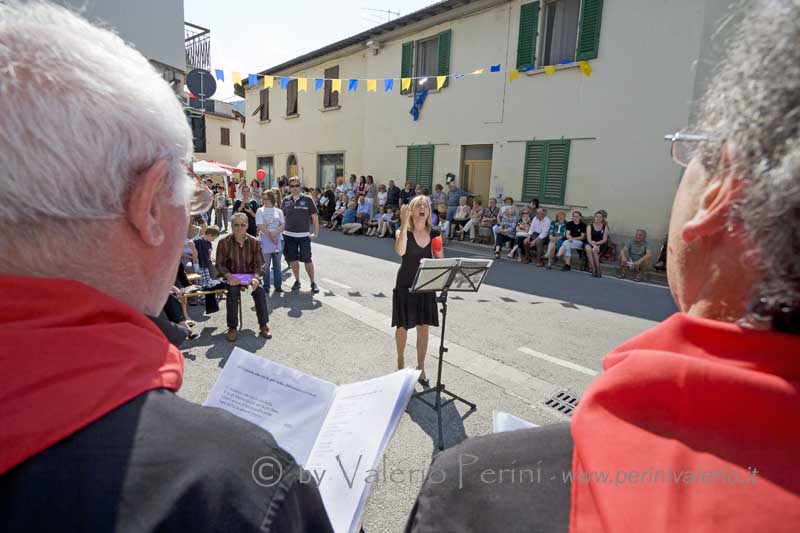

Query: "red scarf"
left=570, top=313, right=800, bottom=532
left=0, top=276, right=183, bottom=474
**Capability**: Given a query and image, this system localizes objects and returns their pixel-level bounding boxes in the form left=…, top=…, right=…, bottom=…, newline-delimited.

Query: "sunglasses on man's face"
left=290, top=184, right=300, bottom=188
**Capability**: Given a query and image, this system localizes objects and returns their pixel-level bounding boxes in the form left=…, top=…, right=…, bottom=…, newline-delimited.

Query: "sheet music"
left=305, top=369, right=418, bottom=533
left=204, top=348, right=337, bottom=465
left=492, top=411, right=539, bottom=433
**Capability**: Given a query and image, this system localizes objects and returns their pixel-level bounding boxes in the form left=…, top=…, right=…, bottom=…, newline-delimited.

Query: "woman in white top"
left=256, top=190, right=285, bottom=292
left=377, top=184, right=388, bottom=210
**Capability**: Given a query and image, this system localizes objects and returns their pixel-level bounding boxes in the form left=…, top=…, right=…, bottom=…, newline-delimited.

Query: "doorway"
left=287, top=154, right=298, bottom=179
left=461, top=145, right=493, bottom=205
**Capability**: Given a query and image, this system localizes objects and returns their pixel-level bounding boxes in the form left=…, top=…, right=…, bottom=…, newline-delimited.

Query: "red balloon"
left=256, top=169, right=266, bottom=181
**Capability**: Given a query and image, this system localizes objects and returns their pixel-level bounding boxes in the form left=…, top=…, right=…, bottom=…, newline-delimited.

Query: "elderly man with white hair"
left=406, top=2, right=800, bottom=532
left=0, top=3, right=332, bottom=532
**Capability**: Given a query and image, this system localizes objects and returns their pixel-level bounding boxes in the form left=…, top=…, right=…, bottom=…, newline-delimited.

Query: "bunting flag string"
left=203, top=60, right=594, bottom=98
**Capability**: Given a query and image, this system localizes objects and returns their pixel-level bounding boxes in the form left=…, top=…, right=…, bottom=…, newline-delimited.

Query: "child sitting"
left=377, top=206, right=394, bottom=237
left=192, top=225, right=220, bottom=287
left=366, top=207, right=384, bottom=236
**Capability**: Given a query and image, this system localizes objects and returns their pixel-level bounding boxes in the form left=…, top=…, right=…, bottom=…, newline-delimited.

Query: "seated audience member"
left=431, top=183, right=446, bottom=206
left=545, top=211, right=567, bottom=269
left=406, top=5, right=800, bottom=531
left=0, top=4, right=332, bottom=532
left=459, top=198, right=483, bottom=242
left=356, top=195, right=371, bottom=224
left=377, top=184, right=388, bottom=211
left=493, top=197, right=517, bottom=249
left=450, top=196, right=471, bottom=239
left=321, top=184, right=336, bottom=221
left=435, top=200, right=449, bottom=237
left=507, top=209, right=532, bottom=260
left=326, top=194, right=348, bottom=229
left=341, top=201, right=362, bottom=235
left=618, top=229, right=653, bottom=281
left=192, top=226, right=220, bottom=286
left=480, top=197, right=500, bottom=243
left=414, top=184, right=424, bottom=199
left=493, top=200, right=518, bottom=258
left=366, top=208, right=384, bottom=236
left=557, top=210, right=587, bottom=271
left=377, top=206, right=395, bottom=238
left=522, top=207, right=551, bottom=266
left=335, top=177, right=347, bottom=198
left=216, top=213, right=271, bottom=341
left=585, top=210, right=610, bottom=277
left=162, top=285, right=198, bottom=341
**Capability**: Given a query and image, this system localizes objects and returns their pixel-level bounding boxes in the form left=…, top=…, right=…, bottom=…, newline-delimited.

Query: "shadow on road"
left=314, top=229, right=677, bottom=322
left=406, top=390, right=474, bottom=455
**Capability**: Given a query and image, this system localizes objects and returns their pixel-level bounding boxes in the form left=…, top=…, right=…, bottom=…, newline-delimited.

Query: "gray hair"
left=231, top=212, right=248, bottom=224
left=0, top=2, right=193, bottom=229
left=696, top=0, right=800, bottom=333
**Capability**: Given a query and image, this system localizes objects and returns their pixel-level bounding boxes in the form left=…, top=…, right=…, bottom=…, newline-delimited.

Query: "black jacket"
left=405, top=423, right=573, bottom=533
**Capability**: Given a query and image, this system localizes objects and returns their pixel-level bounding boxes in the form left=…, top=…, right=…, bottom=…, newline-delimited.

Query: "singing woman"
left=393, top=196, right=444, bottom=386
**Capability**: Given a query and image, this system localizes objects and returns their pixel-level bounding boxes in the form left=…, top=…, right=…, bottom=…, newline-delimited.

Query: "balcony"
left=185, top=22, right=211, bottom=70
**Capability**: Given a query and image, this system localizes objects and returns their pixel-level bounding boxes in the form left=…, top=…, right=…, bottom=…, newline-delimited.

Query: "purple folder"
left=230, top=274, right=254, bottom=285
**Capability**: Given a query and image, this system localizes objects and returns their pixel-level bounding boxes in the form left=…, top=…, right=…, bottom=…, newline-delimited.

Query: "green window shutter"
left=516, top=2, right=540, bottom=70
left=406, top=146, right=420, bottom=185
left=419, top=145, right=434, bottom=189
left=437, top=29, right=451, bottom=88
left=576, top=0, right=603, bottom=60
left=401, top=41, right=414, bottom=94
left=541, top=140, right=570, bottom=204
left=522, top=141, right=545, bottom=203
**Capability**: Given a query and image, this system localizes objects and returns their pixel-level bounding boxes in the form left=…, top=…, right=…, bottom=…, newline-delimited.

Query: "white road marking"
left=517, top=347, right=599, bottom=377
left=320, top=278, right=352, bottom=290
left=316, top=285, right=562, bottom=403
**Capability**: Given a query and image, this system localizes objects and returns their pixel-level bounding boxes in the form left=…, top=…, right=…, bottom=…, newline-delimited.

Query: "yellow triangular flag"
left=436, top=75, right=446, bottom=90
left=509, top=69, right=519, bottom=81
left=232, top=71, right=241, bottom=84
left=367, top=79, right=377, bottom=92
left=331, top=79, right=342, bottom=93
left=298, top=78, right=308, bottom=92
left=544, top=66, right=556, bottom=76
left=401, top=78, right=411, bottom=91
left=579, top=60, right=592, bottom=77
left=263, top=75, right=274, bottom=88
left=472, top=68, right=484, bottom=75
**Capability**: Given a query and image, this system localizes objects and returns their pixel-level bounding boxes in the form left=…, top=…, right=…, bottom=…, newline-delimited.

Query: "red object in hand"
left=431, top=235, right=443, bottom=254
left=256, top=169, right=266, bottom=180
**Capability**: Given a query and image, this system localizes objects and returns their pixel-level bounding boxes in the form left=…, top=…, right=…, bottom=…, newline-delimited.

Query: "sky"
left=184, top=0, right=436, bottom=100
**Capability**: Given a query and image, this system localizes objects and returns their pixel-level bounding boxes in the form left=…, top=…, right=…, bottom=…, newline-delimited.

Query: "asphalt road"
left=177, top=227, right=678, bottom=532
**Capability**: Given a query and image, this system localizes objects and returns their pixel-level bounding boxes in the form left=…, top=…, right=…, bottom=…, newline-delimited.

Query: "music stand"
left=410, top=257, right=492, bottom=450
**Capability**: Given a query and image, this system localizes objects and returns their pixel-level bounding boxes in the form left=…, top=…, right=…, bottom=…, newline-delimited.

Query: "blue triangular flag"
left=214, top=69, right=224, bottom=81
left=348, top=79, right=359, bottom=92
left=248, top=74, right=258, bottom=86
left=490, top=64, right=501, bottom=72
left=384, top=78, right=394, bottom=92
left=314, top=78, right=324, bottom=91
left=453, top=73, right=465, bottom=79
left=280, top=76, right=290, bottom=90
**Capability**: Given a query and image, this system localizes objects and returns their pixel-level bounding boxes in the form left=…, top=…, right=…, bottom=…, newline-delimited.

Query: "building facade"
left=191, top=99, right=247, bottom=169
left=244, top=0, right=733, bottom=239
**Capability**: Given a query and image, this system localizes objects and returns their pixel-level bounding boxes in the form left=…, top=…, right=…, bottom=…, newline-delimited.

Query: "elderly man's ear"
left=681, top=143, right=747, bottom=243
left=126, top=160, right=175, bottom=247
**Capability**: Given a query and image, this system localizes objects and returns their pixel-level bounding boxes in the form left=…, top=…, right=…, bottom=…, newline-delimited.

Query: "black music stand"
left=410, top=258, right=492, bottom=450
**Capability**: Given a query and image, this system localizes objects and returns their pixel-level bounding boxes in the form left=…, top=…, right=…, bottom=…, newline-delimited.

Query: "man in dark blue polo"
left=280, top=177, right=320, bottom=293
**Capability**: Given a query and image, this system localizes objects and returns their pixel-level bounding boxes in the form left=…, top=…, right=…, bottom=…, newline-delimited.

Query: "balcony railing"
left=185, top=22, right=210, bottom=70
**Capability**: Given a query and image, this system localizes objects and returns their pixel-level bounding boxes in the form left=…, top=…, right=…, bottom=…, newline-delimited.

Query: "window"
left=406, top=145, right=434, bottom=189
left=257, top=156, right=274, bottom=185
left=400, top=29, right=451, bottom=94
left=318, top=153, right=344, bottom=187
left=258, top=88, right=269, bottom=121
left=323, top=65, right=339, bottom=108
left=286, top=78, right=298, bottom=116
left=516, top=0, right=603, bottom=70
left=522, top=140, right=570, bottom=204
left=240, top=132, right=246, bottom=149
left=220, top=127, right=230, bottom=146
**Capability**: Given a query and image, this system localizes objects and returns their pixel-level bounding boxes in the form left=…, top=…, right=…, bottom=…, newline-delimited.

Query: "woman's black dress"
left=392, top=230, right=440, bottom=329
